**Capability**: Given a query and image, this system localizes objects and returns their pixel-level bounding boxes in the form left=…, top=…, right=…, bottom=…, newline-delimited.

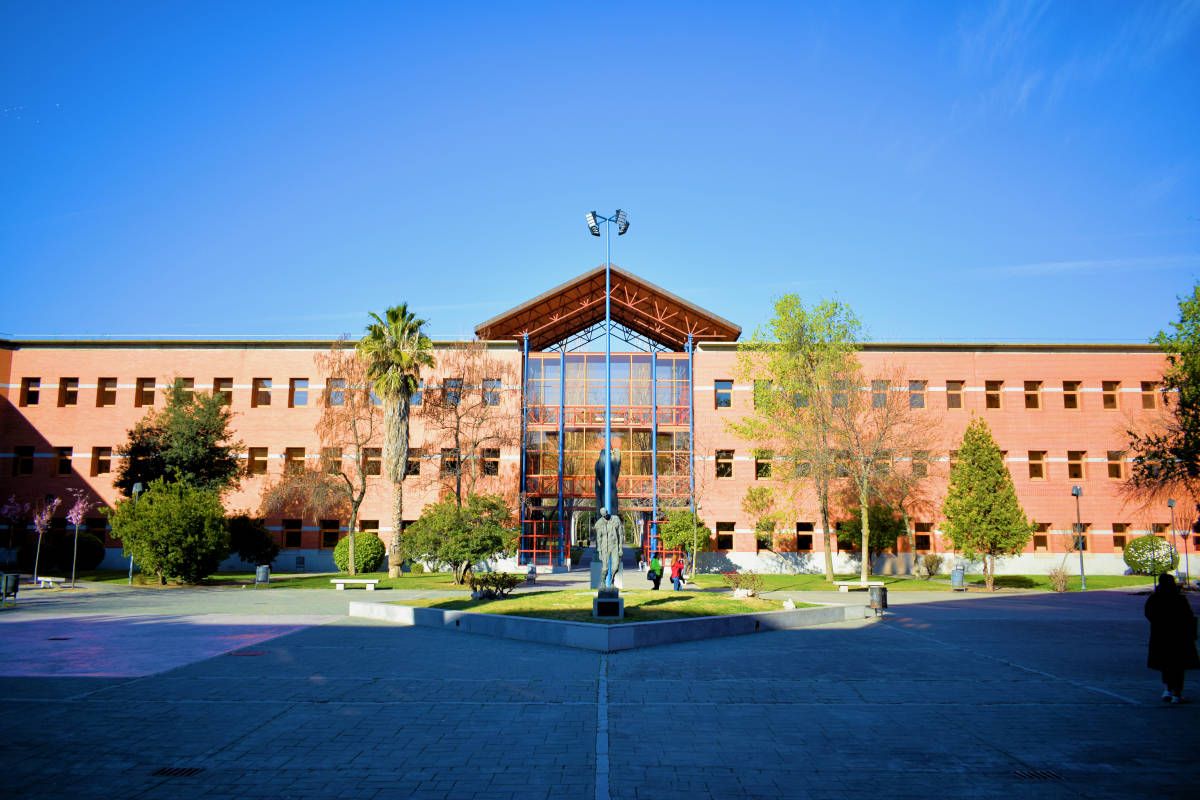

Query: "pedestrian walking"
left=648, top=555, right=662, bottom=590
left=670, top=555, right=686, bottom=591
left=1144, top=573, right=1200, bottom=703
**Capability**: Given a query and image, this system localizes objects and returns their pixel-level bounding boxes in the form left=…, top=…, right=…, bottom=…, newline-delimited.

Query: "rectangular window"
left=91, top=446, right=112, bottom=476
left=792, top=392, right=808, bottom=408
left=795, top=457, right=812, bottom=478
left=247, top=447, right=268, bottom=476
left=754, top=451, right=773, bottom=479
left=1024, top=381, right=1042, bottom=410
left=55, top=447, right=73, bottom=476
left=715, top=450, right=734, bottom=479
left=1107, top=451, right=1124, bottom=480
left=1067, top=450, right=1086, bottom=480
left=97, top=377, right=118, bottom=407
left=289, top=378, right=309, bottom=407
left=327, top=378, right=346, bottom=407
left=871, top=380, right=889, bottom=408
left=440, top=447, right=459, bottom=476
left=1073, top=522, right=1090, bottom=551
left=946, top=380, right=964, bottom=409
left=364, top=447, right=382, bottom=476
left=483, top=378, right=501, bottom=406
left=1102, top=381, right=1120, bottom=410
left=1063, top=380, right=1081, bottom=409
left=411, top=380, right=424, bottom=406
left=912, top=451, right=929, bottom=478
left=359, top=519, right=379, bottom=534
left=322, top=447, right=342, bottom=475
left=19, top=377, right=40, bottom=406
left=716, top=522, right=735, bottom=550
left=1141, top=381, right=1160, bottom=410
left=909, top=380, right=927, bottom=409
left=714, top=379, right=733, bottom=409
left=832, top=380, right=849, bottom=408
left=12, top=446, right=34, bottom=476
left=444, top=378, right=463, bottom=407
left=1152, top=523, right=1169, bottom=539
left=985, top=380, right=1002, bottom=409
left=284, top=447, right=305, bottom=474
left=949, top=450, right=959, bottom=469
left=283, top=519, right=302, bottom=549
left=319, top=519, right=340, bottom=549
left=212, top=378, right=233, bottom=405
left=1112, top=523, right=1129, bottom=552
left=914, top=523, right=933, bottom=552
left=406, top=448, right=422, bottom=476
left=58, top=378, right=79, bottom=407
left=1028, top=451, right=1046, bottom=480
left=1033, top=523, right=1050, bottom=551
left=252, top=378, right=272, bottom=408
left=795, top=522, right=814, bottom=551
left=176, top=378, right=194, bottom=402
left=481, top=447, right=500, bottom=476
left=134, top=378, right=155, bottom=407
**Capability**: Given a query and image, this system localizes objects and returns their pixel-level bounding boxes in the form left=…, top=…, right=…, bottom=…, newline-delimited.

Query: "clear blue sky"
left=2, top=1, right=1197, bottom=343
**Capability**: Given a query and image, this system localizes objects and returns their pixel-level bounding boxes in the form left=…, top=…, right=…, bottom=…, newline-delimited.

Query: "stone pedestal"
left=592, top=588, right=625, bottom=620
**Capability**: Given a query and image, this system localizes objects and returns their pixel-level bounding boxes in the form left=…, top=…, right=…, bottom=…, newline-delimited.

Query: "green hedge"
left=332, top=533, right=386, bottom=573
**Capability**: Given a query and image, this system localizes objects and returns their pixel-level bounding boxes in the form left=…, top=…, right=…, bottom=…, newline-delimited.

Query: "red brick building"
left=0, top=267, right=1187, bottom=575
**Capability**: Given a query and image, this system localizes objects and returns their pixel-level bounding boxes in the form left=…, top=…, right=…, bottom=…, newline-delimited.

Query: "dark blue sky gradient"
left=2, top=1, right=1198, bottom=342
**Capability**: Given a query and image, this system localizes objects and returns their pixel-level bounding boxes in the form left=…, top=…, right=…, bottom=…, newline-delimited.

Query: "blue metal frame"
left=557, top=347, right=566, bottom=565
left=604, top=216, right=612, bottom=516
left=520, top=333, right=529, bottom=566
left=651, top=349, right=659, bottom=553
left=687, top=334, right=695, bottom=516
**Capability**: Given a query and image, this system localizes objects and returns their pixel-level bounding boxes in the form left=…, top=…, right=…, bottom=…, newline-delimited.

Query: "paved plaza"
left=0, top=583, right=1195, bottom=799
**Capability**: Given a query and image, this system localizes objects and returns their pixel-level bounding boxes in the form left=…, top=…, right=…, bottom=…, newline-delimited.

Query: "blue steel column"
left=520, top=333, right=529, bottom=566
left=687, top=335, right=695, bottom=516
left=651, top=349, right=659, bottom=554
left=604, top=217, right=612, bottom=515
left=557, top=347, right=565, bottom=566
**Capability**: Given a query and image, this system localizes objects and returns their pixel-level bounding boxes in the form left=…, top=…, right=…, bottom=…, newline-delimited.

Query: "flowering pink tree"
left=31, top=498, right=61, bottom=583
left=1, top=495, right=31, bottom=566
left=66, top=489, right=94, bottom=588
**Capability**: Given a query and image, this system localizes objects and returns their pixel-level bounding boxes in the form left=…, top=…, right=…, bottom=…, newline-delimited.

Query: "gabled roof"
left=474, top=265, right=741, bottom=351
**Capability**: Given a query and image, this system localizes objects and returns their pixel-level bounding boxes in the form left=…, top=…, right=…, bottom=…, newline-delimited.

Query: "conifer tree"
left=941, top=418, right=1034, bottom=591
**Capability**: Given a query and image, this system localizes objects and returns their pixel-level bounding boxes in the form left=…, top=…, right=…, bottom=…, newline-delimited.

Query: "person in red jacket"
left=670, top=555, right=687, bottom=591
left=1145, top=574, right=1200, bottom=703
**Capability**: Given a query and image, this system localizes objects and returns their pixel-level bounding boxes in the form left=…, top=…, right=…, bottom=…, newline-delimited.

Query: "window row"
left=708, top=450, right=1129, bottom=480
left=15, top=377, right=502, bottom=409
left=7, top=445, right=504, bottom=478
left=716, top=379, right=1164, bottom=411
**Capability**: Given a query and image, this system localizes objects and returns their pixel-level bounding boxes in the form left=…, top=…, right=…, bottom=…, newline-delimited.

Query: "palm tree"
left=357, top=304, right=434, bottom=577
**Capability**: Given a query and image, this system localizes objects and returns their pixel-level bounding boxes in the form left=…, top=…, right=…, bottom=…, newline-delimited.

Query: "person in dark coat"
left=1144, top=574, right=1200, bottom=703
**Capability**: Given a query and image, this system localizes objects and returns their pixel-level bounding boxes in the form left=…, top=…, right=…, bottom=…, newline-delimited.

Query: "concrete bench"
left=331, top=579, right=380, bottom=591
left=36, top=576, right=65, bottom=589
left=834, top=581, right=885, bottom=592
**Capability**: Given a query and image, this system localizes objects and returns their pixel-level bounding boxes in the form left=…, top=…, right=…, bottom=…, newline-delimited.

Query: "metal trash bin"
left=254, top=565, right=270, bottom=586
left=951, top=565, right=965, bottom=591
left=868, top=585, right=888, bottom=615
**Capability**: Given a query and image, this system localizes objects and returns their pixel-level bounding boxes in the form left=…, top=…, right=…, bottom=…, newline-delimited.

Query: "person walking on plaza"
left=670, top=555, right=686, bottom=592
left=648, top=555, right=662, bottom=590
left=1144, top=574, right=1200, bottom=703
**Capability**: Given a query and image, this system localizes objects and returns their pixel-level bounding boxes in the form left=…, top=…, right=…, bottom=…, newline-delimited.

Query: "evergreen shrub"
left=333, top=533, right=385, bottom=573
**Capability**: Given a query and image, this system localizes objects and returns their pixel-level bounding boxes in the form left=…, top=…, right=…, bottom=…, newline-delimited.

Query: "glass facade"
left=520, top=351, right=692, bottom=565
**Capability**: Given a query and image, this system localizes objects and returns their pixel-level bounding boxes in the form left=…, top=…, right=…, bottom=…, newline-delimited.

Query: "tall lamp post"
left=585, top=210, right=630, bottom=528
left=129, top=482, right=143, bottom=585
left=1071, top=485, right=1086, bottom=591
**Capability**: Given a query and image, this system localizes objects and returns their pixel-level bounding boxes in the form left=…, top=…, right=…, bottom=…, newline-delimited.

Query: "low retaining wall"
left=348, top=601, right=865, bottom=652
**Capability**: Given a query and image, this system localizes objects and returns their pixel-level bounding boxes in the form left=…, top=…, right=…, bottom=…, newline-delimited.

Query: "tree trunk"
left=986, top=554, right=995, bottom=592
left=389, top=485, right=404, bottom=578
left=818, top=484, right=835, bottom=580
left=901, top=510, right=914, bottom=576
left=859, top=484, right=870, bottom=584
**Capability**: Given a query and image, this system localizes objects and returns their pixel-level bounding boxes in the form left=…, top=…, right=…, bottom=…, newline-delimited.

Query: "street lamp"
left=584, top=210, right=630, bottom=529
left=1071, top=485, right=1086, bottom=591
left=1168, top=498, right=1181, bottom=582
left=129, top=482, right=143, bottom=585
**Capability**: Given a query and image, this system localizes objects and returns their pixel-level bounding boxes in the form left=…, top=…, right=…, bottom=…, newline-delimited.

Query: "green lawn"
left=689, top=572, right=1155, bottom=593
left=392, top=589, right=804, bottom=624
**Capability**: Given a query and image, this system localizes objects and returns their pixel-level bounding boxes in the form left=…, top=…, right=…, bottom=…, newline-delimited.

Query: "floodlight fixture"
left=1071, top=485, right=1082, bottom=497
left=615, top=209, right=629, bottom=235
left=586, top=211, right=601, bottom=236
